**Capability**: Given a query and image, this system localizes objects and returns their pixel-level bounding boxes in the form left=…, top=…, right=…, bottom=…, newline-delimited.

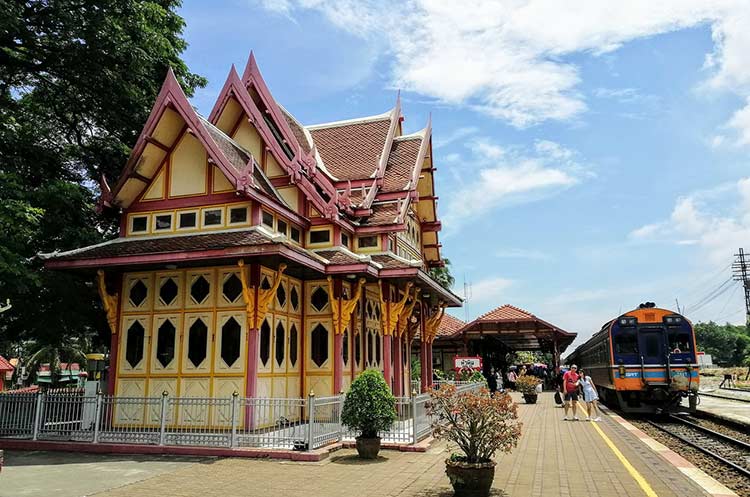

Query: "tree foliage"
left=0, top=1, right=205, bottom=356
left=694, top=321, right=750, bottom=366
left=428, top=257, right=455, bottom=290
left=341, top=370, right=397, bottom=438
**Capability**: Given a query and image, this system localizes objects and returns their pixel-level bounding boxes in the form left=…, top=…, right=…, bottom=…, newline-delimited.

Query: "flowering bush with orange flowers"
left=428, top=385, right=522, bottom=464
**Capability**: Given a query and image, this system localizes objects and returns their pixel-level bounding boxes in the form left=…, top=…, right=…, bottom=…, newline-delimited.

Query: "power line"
left=684, top=277, right=734, bottom=315
left=677, top=262, right=732, bottom=302
left=687, top=280, right=736, bottom=316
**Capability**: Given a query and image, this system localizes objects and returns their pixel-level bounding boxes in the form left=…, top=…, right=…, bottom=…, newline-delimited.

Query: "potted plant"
left=341, top=369, right=397, bottom=459
left=515, top=375, right=539, bottom=404
left=430, top=385, right=521, bottom=497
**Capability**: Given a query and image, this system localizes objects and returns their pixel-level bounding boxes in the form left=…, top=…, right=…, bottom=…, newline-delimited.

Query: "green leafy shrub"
left=341, top=370, right=397, bottom=438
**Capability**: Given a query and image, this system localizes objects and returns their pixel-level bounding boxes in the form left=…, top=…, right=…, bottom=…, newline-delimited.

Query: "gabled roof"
left=0, top=355, right=13, bottom=372
left=308, top=114, right=392, bottom=182
left=474, top=304, right=537, bottom=322
left=438, top=313, right=466, bottom=338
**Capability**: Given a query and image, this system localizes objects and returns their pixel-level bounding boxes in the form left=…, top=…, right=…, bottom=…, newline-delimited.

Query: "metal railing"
left=0, top=382, right=485, bottom=452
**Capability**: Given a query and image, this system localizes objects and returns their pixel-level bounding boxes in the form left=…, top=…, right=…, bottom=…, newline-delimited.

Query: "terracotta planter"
left=523, top=393, right=538, bottom=404
left=445, top=458, right=496, bottom=497
left=355, top=436, right=381, bottom=459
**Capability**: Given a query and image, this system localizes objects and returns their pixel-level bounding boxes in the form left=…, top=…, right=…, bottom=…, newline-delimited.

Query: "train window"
left=644, top=334, right=660, bottom=357
left=668, top=330, right=691, bottom=353
left=614, top=332, right=638, bottom=354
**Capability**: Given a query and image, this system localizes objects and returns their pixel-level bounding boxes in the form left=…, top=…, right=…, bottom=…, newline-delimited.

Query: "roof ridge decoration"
left=363, top=93, right=402, bottom=211
left=407, top=115, right=432, bottom=194
left=208, top=63, right=354, bottom=223
left=305, top=110, right=393, bottom=130
left=109, top=68, right=248, bottom=208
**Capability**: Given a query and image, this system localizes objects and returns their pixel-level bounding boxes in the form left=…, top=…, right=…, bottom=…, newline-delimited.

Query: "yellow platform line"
left=577, top=404, right=659, bottom=497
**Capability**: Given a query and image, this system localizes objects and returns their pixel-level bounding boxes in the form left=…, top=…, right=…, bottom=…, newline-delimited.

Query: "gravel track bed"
left=631, top=418, right=750, bottom=497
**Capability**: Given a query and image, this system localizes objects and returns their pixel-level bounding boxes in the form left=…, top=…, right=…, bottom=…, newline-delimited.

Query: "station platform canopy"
left=434, top=305, right=577, bottom=362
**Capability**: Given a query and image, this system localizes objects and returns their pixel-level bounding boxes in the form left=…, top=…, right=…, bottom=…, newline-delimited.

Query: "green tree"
left=428, top=257, right=455, bottom=290
left=694, top=321, right=750, bottom=366
left=0, top=1, right=206, bottom=357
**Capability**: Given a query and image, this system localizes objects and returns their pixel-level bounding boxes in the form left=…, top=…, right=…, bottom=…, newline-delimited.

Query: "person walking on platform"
left=578, top=369, right=601, bottom=421
left=562, top=364, right=580, bottom=421
left=507, top=369, right=517, bottom=390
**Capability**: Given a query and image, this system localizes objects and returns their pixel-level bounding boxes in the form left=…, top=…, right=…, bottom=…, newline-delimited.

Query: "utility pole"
left=731, top=248, right=750, bottom=325
left=463, top=277, right=472, bottom=323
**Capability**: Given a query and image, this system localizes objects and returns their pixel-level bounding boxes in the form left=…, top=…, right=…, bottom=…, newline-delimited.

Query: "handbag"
left=554, top=391, right=563, bottom=405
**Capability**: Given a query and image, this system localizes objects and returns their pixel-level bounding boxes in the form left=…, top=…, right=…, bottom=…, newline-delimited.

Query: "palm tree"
left=26, top=340, right=88, bottom=388
left=428, top=258, right=455, bottom=290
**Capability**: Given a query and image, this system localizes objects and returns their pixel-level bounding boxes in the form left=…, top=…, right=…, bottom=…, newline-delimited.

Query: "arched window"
left=125, top=321, right=145, bottom=368
left=221, top=317, right=242, bottom=367
left=155, top=320, right=176, bottom=367
left=289, top=323, right=298, bottom=367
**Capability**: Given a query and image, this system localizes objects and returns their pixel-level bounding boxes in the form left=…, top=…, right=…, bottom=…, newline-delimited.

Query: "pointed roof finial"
left=242, top=50, right=259, bottom=83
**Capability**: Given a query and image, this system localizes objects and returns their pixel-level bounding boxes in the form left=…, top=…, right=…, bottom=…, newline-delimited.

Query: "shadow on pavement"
left=2, top=450, right=214, bottom=467
left=329, top=454, right=389, bottom=465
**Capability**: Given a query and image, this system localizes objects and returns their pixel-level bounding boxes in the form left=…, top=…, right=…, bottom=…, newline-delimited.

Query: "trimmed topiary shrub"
left=341, top=369, right=397, bottom=438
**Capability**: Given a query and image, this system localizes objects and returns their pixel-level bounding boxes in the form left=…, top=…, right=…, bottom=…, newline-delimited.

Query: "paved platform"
left=693, top=390, right=750, bottom=427
left=0, top=393, right=732, bottom=497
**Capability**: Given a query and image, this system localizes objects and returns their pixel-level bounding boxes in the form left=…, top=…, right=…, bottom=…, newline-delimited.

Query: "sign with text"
left=454, top=356, right=482, bottom=370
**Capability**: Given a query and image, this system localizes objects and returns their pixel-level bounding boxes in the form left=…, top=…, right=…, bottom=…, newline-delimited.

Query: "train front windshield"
left=611, top=317, right=695, bottom=365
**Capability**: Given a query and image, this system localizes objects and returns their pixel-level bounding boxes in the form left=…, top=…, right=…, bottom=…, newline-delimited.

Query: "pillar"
left=244, top=264, right=260, bottom=428
left=383, top=334, right=393, bottom=390
left=427, top=342, right=434, bottom=388
left=393, top=335, right=403, bottom=396
left=334, top=333, right=343, bottom=393
left=420, top=341, right=428, bottom=393
left=333, top=278, right=344, bottom=393
left=107, top=332, right=118, bottom=395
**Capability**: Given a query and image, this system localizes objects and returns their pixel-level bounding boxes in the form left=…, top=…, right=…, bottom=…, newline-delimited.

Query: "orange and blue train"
left=566, top=303, right=699, bottom=413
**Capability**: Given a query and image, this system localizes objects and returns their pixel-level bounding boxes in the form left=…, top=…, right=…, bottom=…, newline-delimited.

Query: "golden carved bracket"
left=396, top=288, right=418, bottom=338
left=328, top=276, right=366, bottom=335
left=379, top=281, right=414, bottom=336
left=97, top=269, right=119, bottom=334
left=423, top=303, right=446, bottom=344
left=238, top=260, right=286, bottom=329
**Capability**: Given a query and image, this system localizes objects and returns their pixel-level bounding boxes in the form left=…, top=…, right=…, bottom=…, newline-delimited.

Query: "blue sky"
left=178, top=1, right=750, bottom=347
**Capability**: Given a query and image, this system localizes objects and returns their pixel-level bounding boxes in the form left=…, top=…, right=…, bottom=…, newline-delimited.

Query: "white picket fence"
left=0, top=382, right=483, bottom=451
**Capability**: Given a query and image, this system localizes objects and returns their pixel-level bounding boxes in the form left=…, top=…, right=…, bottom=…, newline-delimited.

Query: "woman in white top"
left=578, top=369, right=601, bottom=421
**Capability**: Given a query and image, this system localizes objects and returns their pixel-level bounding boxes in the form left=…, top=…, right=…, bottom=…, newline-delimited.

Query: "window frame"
left=177, top=210, right=199, bottom=231
left=357, top=235, right=379, bottom=250
left=201, top=207, right=224, bottom=228
left=129, top=215, right=149, bottom=235
left=227, top=205, right=250, bottom=226
left=308, top=228, right=332, bottom=246
left=261, top=210, right=275, bottom=229
left=153, top=212, right=173, bottom=232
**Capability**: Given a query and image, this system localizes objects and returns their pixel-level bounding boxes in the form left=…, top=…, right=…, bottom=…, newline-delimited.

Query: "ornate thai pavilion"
left=41, top=53, right=460, bottom=403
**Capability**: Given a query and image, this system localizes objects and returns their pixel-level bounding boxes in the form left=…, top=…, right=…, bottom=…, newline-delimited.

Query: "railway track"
left=646, top=414, right=750, bottom=486
left=700, top=391, right=750, bottom=403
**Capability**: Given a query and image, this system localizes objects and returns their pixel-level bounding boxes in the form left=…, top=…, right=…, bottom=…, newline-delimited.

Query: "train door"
left=638, top=327, right=664, bottom=365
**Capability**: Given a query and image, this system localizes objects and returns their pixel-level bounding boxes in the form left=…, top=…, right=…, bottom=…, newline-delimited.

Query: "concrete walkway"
left=0, top=393, right=718, bottom=497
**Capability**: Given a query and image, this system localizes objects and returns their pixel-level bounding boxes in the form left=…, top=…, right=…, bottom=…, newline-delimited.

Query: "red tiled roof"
left=314, top=249, right=365, bottom=266
left=382, top=137, right=421, bottom=193
left=309, top=118, right=391, bottom=181
left=362, top=201, right=401, bottom=226
left=47, top=229, right=283, bottom=261
left=281, top=110, right=312, bottom=155
left=438, top=313, right=465, bottom=337
left=474, top=304, right=536, bottom=322
left=0, top=355, right=13, bottom=372
left=370, top=253, right=419, bottom=269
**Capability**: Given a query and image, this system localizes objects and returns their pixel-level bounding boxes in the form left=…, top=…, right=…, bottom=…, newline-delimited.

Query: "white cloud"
left=443, top=139, right=586, bottom=227
left=630, top=177, right=750, bottom=263
left=495, top=248, right=552, bottom=261
left=463, top=276, right=514, bottom=306
left=433, top=126, right=478, bottom=149
left=726, top=99, right=750, bottom=146
left=255, top=0, right=750, bottom=134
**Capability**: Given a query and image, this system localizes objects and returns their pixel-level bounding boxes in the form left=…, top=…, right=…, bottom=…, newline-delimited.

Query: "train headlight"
left=664, top=315, right=683, bottom=325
